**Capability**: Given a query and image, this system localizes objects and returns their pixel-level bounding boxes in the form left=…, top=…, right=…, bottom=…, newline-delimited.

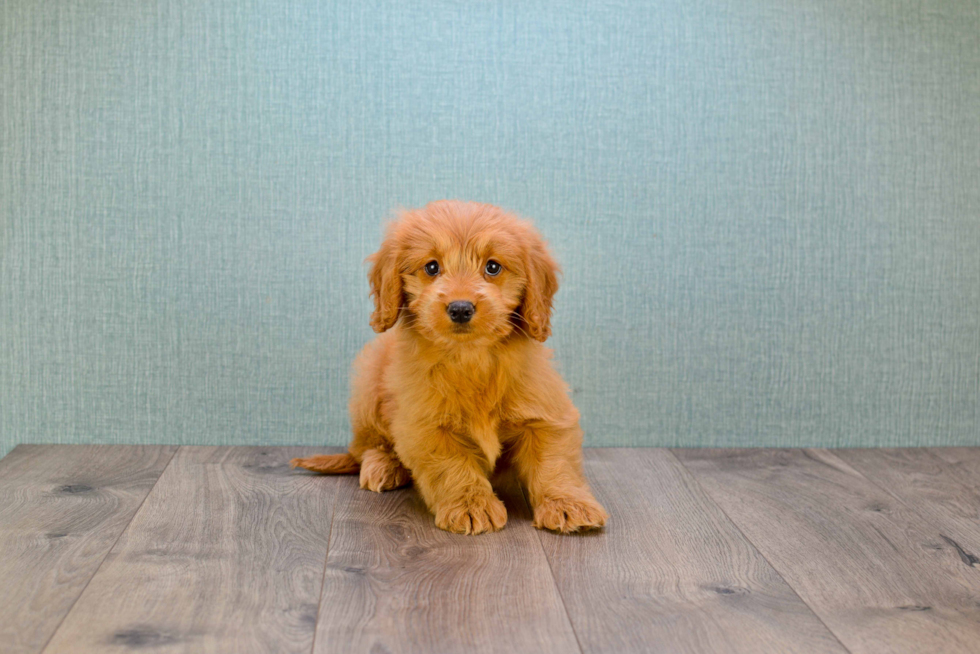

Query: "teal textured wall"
left=1, top=0, right=978, bottom=457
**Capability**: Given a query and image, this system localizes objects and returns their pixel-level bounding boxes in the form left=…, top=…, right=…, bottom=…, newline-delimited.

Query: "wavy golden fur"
left=292, top=201, right=607, bottom=534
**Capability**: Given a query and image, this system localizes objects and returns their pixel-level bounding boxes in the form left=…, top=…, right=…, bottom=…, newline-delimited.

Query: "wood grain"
left=0, top=444, right=177, bottom=654
left=42, top=446, right=341, bottom=654
left=8, top=445, right=980, bottom=653
left=538, top=449, right=846, bottom=654
left=929, top=447, right=980, bottom=493
left=837, top=448, right=980, bottom=552
left=674, top=448, right=980, bottom=654
left=312, top=471, right=580, bottom=654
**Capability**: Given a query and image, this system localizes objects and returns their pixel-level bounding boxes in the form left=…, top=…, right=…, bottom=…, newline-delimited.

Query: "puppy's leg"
left=396, top=427, right=507, bottom=535
left=512, top=423, right=607, bottom=533
left=359, top=448, right=412, bottom=492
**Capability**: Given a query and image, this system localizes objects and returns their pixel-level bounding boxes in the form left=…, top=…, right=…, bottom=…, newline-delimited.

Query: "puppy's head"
left=367, top=200, right=559, bottom=346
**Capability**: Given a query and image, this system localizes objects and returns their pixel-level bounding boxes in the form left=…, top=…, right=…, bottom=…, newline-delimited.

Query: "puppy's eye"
left=424, top=260, right=440, bottom=276
left=485, top=260, right=502, bottom=276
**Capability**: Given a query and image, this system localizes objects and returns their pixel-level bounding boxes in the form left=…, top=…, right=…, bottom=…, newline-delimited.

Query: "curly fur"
left=292, top=200, right=607, bottom=535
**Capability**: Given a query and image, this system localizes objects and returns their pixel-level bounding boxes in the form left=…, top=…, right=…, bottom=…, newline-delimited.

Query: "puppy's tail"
left=290, top=453, right=360, bottom=474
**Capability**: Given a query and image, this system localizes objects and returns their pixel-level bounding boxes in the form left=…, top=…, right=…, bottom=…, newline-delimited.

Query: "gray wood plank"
left=836, top=448, right=980, bottom=555
left=674, top=448, right=980, bottom=654
left=0, top=444, right=177, bottom=654
left=929, top=448, right=980, bottom=494
left=537, top=449, right=847, bottom=654
left=312, top=471, right=580, bottom=654
left=42, top=446, right=341, bottom=654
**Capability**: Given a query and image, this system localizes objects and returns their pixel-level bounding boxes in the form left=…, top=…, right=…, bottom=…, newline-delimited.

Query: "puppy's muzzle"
left=447, top=301, right=475, bottom=324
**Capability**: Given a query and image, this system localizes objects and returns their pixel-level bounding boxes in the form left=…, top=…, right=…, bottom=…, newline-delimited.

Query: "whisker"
left=508, top=319, right=534, bottom=341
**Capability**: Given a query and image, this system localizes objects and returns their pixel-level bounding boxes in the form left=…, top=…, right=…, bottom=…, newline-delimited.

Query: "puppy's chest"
left=426, top=365, right=506, bottom=428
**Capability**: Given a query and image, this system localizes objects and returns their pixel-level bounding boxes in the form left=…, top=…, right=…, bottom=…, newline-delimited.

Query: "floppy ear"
left=519, top=231, right=560, bottom=342
left=367, top=226, right=403, bottom=333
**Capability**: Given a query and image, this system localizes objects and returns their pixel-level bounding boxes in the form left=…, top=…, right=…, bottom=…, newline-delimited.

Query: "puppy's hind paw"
left=358, top=449, right=412, bottom=492
left=435, top=493, right=508, bottom=535
left=533, top=495, right=608, bottom=534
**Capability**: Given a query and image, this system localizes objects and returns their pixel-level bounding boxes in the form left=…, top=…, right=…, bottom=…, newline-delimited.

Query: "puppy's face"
left=367, top=201, right=559, bottom=346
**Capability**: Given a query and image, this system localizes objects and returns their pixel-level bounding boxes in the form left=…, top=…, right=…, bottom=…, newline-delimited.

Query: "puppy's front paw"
left=434, top=493, right=508, bottom=535
left=533, top=495, right=608, bottom=533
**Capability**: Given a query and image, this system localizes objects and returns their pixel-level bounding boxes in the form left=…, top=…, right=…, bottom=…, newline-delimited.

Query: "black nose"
left=447, top=301, right=475, bottom=324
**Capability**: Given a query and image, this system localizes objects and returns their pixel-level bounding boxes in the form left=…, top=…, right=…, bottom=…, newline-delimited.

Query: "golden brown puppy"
left=292, top=200, right=607, bottom=535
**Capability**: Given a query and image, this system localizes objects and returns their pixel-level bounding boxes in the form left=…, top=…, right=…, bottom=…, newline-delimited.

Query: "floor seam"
left=37, top=444, right=181, bottom=654
left=307, top=472, right=343, bottom=654
left=666, top=448, right=856, bottom=654
left=817, top=448, right=976, bottom=560
left=520, top=483, right=587, bottom=654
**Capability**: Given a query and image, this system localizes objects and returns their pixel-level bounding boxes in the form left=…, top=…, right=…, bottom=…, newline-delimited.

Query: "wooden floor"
left=2, top=446, right=980, bottom=653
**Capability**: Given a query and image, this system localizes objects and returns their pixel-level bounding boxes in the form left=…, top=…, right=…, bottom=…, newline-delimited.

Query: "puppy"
left=292, top=200, right=607, bottom=535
